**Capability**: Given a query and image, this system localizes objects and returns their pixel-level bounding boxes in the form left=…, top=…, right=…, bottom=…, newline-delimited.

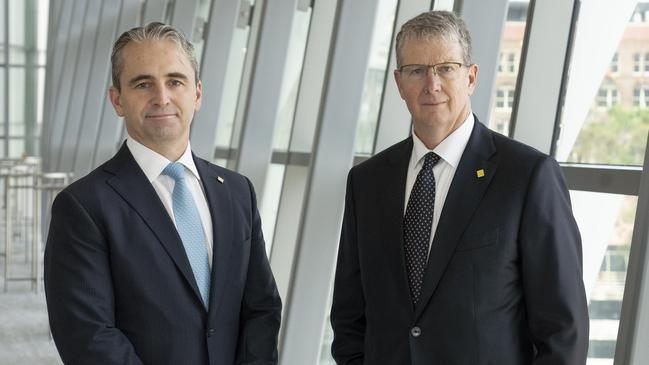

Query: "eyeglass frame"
left=397, top=62, right=473, bottom=82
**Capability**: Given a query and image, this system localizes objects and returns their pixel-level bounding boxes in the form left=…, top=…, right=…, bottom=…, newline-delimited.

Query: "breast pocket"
left=455, top=228, right=499, bottom=251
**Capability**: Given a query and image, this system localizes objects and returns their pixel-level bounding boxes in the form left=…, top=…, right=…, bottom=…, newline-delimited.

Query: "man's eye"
left=169, top=80, right=183, bottom=87
left=135, top=82, right=150, bottom=89
left=437, top=65, right=454, bottom=74
left=410, top=67, right=426, bottom=76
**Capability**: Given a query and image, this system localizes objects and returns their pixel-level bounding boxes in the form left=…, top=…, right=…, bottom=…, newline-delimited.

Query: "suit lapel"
left=414, top=120, right=498, bottom=320
left=193, top=156, right=234, bottom=316
left=377, top=138, right=417, bottom=315
left=104, top=144, right=204, bottom=306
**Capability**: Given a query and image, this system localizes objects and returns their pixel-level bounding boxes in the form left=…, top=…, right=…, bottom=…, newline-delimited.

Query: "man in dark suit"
left=331, top=11, right=589, bottom=364
left=44, top=22, right=281, bottom=365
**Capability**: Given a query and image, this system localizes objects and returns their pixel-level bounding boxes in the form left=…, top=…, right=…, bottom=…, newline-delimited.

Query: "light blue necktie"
left=163, top=162, right=211, bottom=309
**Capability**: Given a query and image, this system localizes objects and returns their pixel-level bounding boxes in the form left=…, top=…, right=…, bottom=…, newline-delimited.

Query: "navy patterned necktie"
left=403, top=152, right=441, bottom=305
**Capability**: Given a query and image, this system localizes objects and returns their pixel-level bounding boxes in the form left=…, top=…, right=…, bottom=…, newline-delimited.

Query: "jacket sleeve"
left=330, top=169, right=366, bottom=365
left=519, top=156, right=590, bottom=364
left=44, top=190, right=144, bottom=365
left=236, top=178, right=282, bottom=365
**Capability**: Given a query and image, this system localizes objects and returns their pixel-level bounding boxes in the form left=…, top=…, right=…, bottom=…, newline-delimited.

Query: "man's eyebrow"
left=127, top=73, right=190, bottom=86
left=128, top=75, right=154, bottom=86
left=167, top=72, right=189, bottom=80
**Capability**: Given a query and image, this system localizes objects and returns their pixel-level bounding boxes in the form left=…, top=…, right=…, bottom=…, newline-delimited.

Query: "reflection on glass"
left=272, top=7, right=312, bottom=151
left=259, top=163, right=285, bottom=254
left=37, top=67, right=44, bottom=128
left=0, top=0, right=5, bottom=64
left=555, top=1, right=649, bottom=165
left=571, top=191, right=636, bottom=365
left=8, top=0, right=25, bottom=65
left=9, top=138, right=23, bottom=157
left=8, top=67, right=24, bottom=137
left=214, top=4, right=254, bottom=150
left=192, top=0, right=212, bottom=63
left=37, top=0, right=48, bottom=66
left=488, top=0, right=529, bottom=136
left=353, top=0, right=398, bottom=154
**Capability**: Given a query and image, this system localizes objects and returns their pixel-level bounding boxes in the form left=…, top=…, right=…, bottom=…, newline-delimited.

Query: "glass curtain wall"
left=2, top=0, right=48, bottom=158
left=487, top=0, right=529, bottom=136
left=554, top=1, right=649, bottom=364
left=318, top=0, right=399, bottom=362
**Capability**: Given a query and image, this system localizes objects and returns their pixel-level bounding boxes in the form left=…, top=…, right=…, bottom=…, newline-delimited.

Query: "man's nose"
left=423, top=69, right=443, bottom=93
left=151, top=86, right=171, bottom=105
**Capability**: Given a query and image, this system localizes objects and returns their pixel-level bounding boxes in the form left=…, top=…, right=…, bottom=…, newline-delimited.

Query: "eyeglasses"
left=398, top=62, right=470, bottom=82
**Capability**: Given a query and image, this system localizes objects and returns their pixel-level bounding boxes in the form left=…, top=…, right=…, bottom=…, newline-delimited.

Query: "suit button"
left=411, top=326, right=421, bottom=338
left=207, top=328, right=215, bottom=337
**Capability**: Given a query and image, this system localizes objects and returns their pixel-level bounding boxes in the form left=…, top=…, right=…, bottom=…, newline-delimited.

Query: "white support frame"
left=278, top=0, right=380, bottom=362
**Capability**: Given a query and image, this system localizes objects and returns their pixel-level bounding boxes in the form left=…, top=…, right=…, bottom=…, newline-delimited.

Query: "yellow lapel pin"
left=216, top=176, right=225, bottom=184
left=476, top=169, right=485, bottom=178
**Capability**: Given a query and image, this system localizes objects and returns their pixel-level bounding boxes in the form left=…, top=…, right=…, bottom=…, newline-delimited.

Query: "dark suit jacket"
left=331, top=118, right=589, bottom=364
left=44, top=144, right=281, bottom=365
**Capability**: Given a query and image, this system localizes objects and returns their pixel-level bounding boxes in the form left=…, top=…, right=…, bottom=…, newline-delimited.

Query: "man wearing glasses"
left=331, top=10, right=589, bottom=364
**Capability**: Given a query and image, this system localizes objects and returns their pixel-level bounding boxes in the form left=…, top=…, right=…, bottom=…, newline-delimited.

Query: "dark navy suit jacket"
left=331, top=118, right=589, bottom=364
left=44, top=144, right=281, bottom=365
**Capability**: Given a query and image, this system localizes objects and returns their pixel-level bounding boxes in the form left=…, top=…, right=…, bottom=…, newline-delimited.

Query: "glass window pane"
left=0, top=67, right=4, bottom=151
left=8, top=137, right=23, bottom=157
left=353, top=0, right=398, bottom=154
left=36, top=66, right=43, bottom=128
left=8, top=67, right=24, bottom=137
left=259, top=163, right=285, bottom=254
left=37, top=0, right=48, bottom=66
left=571, top=191, right=636, bottom=364
left=272, top=6, right=312, bottom=151
left=488, top=0, right=530, bottom=136
left=555, top=1, right=649, bottom=166
left=0, top=0, right=5, bottom=64
left=8, top=0, right=25, bottom=64
left=192, top=0, right=213, bottom=62
left=214, top=6, right=255, bottom=150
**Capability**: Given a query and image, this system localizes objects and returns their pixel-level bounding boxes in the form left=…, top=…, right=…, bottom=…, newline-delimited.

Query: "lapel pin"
left=216, top=176, right=225, bottom=184
left=476, top=169, right=485, bottom=178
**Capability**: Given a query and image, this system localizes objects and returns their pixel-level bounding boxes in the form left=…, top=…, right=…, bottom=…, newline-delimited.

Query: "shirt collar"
left=411, top=112, right=475, bottom=169
left=126, top=135, right=201, bottom=182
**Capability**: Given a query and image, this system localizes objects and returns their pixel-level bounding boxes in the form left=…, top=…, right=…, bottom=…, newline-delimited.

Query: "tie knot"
left=162, top=162, right=185, bottom=182
left=422, top=152, right=440, bottom=170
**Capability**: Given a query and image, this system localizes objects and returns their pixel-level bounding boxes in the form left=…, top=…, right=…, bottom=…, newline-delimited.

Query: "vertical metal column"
left=189, top=0, right=242, bottom=158
left=46, top=0, right=86, bottom=171
left=279, top=0, right=380, bottom=362
left=142, top=0, right=168, bottom=24
left=269, top=0, right=338, bottom=320
left=170, top=0, right=199, bottom=37
left=234, top=0, right=301, bottom=198
left=511, top=0, right=575, bottom=154
left=72, top=0, right=121, bottom=177
left=615, top=132, right=649, bottom=364
left=56, top=0, right=102, bottom=172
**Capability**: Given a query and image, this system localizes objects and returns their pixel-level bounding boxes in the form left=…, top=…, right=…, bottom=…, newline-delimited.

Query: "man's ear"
left=194, top=80, right=203, bottom=111
left=109, top=86, right=125, bottom=117
left=394, top=69, right=406, bottom=100
left=467, top=64, right=478, bottom=96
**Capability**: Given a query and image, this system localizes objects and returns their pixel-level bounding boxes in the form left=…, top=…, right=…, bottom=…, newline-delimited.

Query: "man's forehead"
left=401, top=36, right=463, bottom=61
left=119, top=39, right=192, bottom=75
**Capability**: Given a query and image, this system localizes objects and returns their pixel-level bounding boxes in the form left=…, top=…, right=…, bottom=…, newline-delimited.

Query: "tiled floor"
left=0, top=252, right=62, bottom=364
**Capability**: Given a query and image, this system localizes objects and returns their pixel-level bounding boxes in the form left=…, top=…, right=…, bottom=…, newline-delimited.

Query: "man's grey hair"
left=111, top=22, right=199, bottom=91
left=395, top=10, right=472, bottom=67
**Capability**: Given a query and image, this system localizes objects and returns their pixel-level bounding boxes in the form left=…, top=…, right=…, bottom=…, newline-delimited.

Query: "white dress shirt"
left=404, top=113, right=475, bottom=257
left=126, top=136, right=214, bottom=267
